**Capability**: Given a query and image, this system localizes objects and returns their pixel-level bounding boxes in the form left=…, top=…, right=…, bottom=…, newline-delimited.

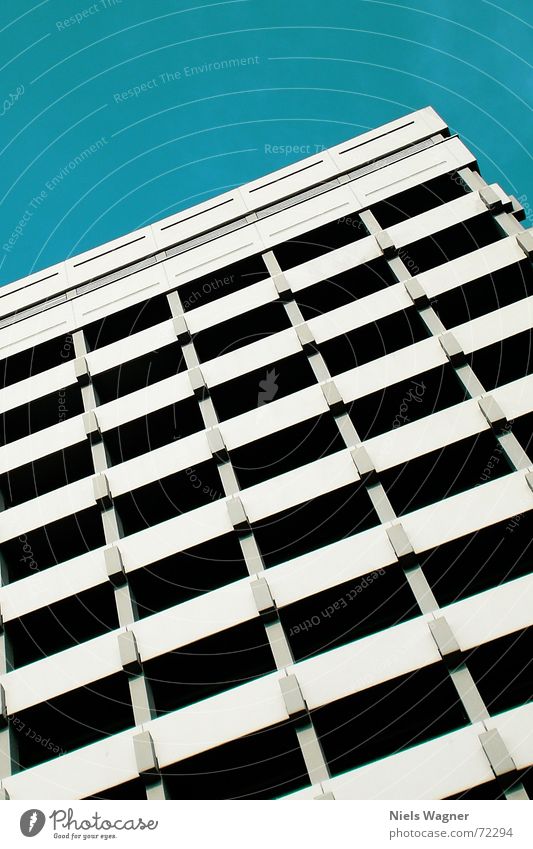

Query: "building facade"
left=0, top=107, right=532, bottom=800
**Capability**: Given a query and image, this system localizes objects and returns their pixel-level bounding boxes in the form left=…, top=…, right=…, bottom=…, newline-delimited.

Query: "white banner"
left=0, top=800, right=532, bottom=848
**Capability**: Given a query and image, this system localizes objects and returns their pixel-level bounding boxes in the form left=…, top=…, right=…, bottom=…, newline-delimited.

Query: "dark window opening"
left=210, top=352, right=316, bottom=422
left=511, top=411, right=533, bottom=459
left=179, top=254, right=268, bottom=313
left=319, top=308, right=428, bottom=376
left=162, top=719, right=308, bottom=799
left=129, top=533, right=248, bottom=619
left=466, top=328, right=533, bottom=391
left=0, top=441, right=94, bottom=508
left=279, top=566, right=418, bottom=662
left=253, top=481, right=379, bottom=568
left=93, top=342, right=187, bottom=405
left=465, top=627, right=533, bottom=715
left=380, top=431, right=513, bottom=516
left=312, top=663, right=467, bottom=776
left=12, top=672, right=134, bottom=771
left=272, top=213, right=368, bottom=270
left=370, top=172, right=470, bottom=229
left=399, top=213, right=504, bottom=275
left=193, top=301, right=292, bottom=363
left=1, top=506, right=105, bottom=584
left=1, top=384, right=83, bottom=446
left=446, top=781, right=505, bottom=801
left=295, top=258, right=397, bottom=321
left=84, top=778, right=147, bottom=800
left=420, top=514, right=533, bottom=606
left=5, top=582, right=118, bottom=669
left=232, top=412, right=344, bottom=490
left=144, top=618, right=276, bottom=715
left=83, top=295, right=171, bottom=351
left=103, top=396, right=204, bottom=466
left=432, top=260, right=533, bottom=329
left=348, top=363, right=468, bottom=441
left=0, top=332, right=76, bottom=389
left=115, top=460, right=223, bottom=536
left=518, top=767, right=533, bottom=800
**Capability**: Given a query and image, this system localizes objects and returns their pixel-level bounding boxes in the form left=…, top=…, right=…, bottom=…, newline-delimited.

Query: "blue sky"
left=1, top=0, right=531, bottom=286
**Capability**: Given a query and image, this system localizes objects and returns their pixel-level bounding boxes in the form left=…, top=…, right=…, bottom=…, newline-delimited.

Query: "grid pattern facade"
left=0, top=107, right=532, bottom=801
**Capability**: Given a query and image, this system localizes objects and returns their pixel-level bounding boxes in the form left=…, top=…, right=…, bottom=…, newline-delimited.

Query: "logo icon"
left=258, top=368, right=279, bottom=406
left=20, top=810, right=46, bottom=837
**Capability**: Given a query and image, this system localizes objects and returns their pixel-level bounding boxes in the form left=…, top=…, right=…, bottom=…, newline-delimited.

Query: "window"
left=312, top=663, right=467, bottom=776
left=420, top=514, right=533, bottom=606
left=432, top=260, right=533, bottom=329
left=279, top=566, right=418, bottom=662
left=162, top=719, right=308, bottom=799
left=12, top=673, right=134, bottom=771
left=272, top=213, right=368, bottom=270
left=348, top=364, right=468, bottom=441
left=446, top=781, right=505, bottom=801
left=129, top=533, right=248, bottom=619
left=179, top=254, right=268, bottom=312
left=370, top=172, right=469, bottom=229
left=5, top=582, right=118, bottom=669
left=103, top=396, right=204, bottom=465
left=1, top=384, right=83, bottom=446
left=1, top=506, right=105, bottom=583
left=467, top=328, right=533, bottom=391
left=399, top=213, right=504, bottom=275
left=319, top=307, right=428, bottom=376
left=253, top=481, right=379, bottom=568
left=295, top=257, right=397, bottom=321
left=83, top=295, right=171, bottom=351
left=210, top=352, right=316, bottom=422
left=231, top=412, right=344, bottom=490
left=193, top=301, right=291, bottom=363
left=380, top=431, right=513, bottom=516
left=518, top=767, right=533, bottom=800
left=0, top=441, right=94, bottom=508
left=93, top=342, right=187, bottom=405
left=84, top=778, right=147, bottom=800
left=0, top=332, right=76, bottom=389
left=512, top=411, right=533, bottom=458
left=144, top=619, right=276, bottom=715
left=115, top=460, right=224, bottom=536
left=465, top=627, right=533, bottom=715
